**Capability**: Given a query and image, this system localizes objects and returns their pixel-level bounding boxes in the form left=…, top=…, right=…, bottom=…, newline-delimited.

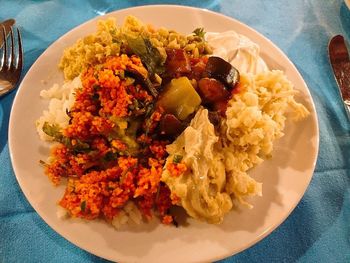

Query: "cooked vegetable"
left=108, top=117, right=140, bottom=156
left=157, top=77, right=201, bottom=120
left=212, top=100, right=229, bottom=116
left=173, top=154, right=183, bottom=164
left=205, top=56, right=240, bottom=90
left=160, top=113, right=186, bottom=137
left=207, top=111, right=221, bottom=126
left=42, top=122, right=90, bottom=152
left=125, top=68, right=158, bottom=97
left=188, top=58, right=207, bottom=80
left=42, top=122, right=63, bottom=139
left=192, top=28, right=206, bottom=40
left=126, top=35, right=165, bottom=77
left=197, top=77, right=230, bottom=104
left=80, top=201, right=87, bottom=212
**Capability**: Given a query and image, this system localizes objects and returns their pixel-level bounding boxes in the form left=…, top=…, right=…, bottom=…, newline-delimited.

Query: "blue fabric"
left=1, top=0, right=350, bottom=262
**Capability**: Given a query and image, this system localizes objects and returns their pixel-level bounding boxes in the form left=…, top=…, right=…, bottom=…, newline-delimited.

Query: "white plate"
left=346, top=0, right=350, bottom=9
left=9, top=5, right=319, bottom=263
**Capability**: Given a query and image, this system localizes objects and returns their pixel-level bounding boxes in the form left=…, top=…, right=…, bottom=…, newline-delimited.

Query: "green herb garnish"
left=80, top=201, right=86, bottom=212
left=103, top=151, right=119, bottom=162
left=42, top=122, right=62, bottom=139
left=91, top=93, right=99, bottom=101
left=193, top=27, right=206, bottom=40
left=39, top=160, right=47, bottom=166
left=42, top=122, right=90, bottom=152
left=173, top=155, right=183, bottom=164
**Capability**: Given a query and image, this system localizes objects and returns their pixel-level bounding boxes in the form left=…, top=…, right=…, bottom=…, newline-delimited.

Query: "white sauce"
left=206, top=31, right=268, bottom=74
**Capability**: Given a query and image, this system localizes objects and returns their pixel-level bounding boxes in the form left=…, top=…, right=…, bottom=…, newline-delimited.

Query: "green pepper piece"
left=158, top=77, right=201, bottom=120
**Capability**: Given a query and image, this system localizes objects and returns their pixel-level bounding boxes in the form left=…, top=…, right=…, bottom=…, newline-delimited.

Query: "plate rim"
left=8, top=4, right=320, bottom=263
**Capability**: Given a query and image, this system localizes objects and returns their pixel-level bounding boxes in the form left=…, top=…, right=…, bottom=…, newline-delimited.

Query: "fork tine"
left=0, top=25, right=6, bottom=69
left=0, top=24, right=23, bottom=97
left=16, top=27, right=23, bottom=71
left=9, top=27, right=15, bottom=70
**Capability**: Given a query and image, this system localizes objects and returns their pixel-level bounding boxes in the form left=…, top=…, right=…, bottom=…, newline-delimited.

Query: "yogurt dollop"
left=206, top=31, right=268, bottom=74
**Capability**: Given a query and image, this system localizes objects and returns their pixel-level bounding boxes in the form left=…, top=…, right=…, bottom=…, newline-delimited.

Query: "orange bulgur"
left=45, top=54, right=174, bottom=224
left=170, top=192, right=181, bottom=205
left=162, top=215, right=173, bottom=225
left=166, top=161, right=187, bottom=177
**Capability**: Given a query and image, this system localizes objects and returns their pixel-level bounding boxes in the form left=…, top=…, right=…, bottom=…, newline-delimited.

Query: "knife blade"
left=329, top=35, right=350, bottom=119
left=0, top=18, right=16, bottom=48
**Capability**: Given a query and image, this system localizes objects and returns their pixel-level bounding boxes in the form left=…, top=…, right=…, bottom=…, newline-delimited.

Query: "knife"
left=0, top=18, right=16, bottom=48
left=329, top=35, right=350, bottom=119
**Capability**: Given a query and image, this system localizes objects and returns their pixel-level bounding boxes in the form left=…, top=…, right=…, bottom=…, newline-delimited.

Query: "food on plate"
left=162, top=71, right=309, bottom=223
left=205, top=31, right=268, bottom=74
left=157, top=77, right=202, bottom=120
left=59, top=16, right=212, bottom=80
left=162, top=107, right=233, bottom=224
left=36, top=16, right=309, bottom=227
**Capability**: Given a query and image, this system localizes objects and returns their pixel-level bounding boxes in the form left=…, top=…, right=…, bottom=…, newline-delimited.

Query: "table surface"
left=1, top=1, right=350, bottom=262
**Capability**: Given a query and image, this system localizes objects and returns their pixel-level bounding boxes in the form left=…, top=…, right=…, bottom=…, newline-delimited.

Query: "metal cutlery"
left=328, top=35, right=350, bottom=119
left=0, top=23, right=23, bottom=97
left=0, top=19, right=15, bottom=48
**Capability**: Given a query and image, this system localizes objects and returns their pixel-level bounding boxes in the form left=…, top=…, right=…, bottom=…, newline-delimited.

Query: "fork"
left=0, top=25, right=23, bottom=97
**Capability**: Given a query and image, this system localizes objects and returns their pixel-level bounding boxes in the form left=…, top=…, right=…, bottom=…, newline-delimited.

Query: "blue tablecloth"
left=1, top=1, right=350, bottom=262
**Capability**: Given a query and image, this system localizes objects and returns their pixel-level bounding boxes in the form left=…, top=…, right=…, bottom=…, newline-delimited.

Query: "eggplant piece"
left=208, top=111, right=221, bottom=126
left=165, top=48, right=191, bottom=76
left=125, top=68, right=158, bottom=98
left=213, top=100, right=229, bottom=117
left=160, top=114, right=186, bottom=137
left=197, top=77, right=230, bottom=104
left=205, top=56, right=240, bottom=90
